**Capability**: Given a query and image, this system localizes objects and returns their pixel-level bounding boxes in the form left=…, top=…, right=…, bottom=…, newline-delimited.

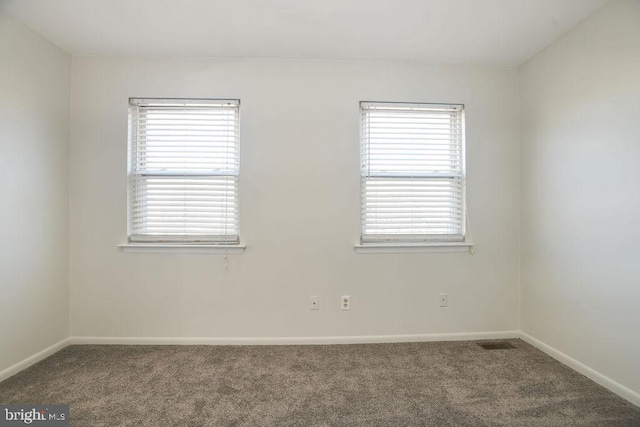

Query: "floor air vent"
left=478, top=341, right=516, bottom=350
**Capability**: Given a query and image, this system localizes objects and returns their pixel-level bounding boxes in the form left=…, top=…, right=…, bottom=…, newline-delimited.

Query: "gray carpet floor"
left=1, top=339, right=639, bottom=426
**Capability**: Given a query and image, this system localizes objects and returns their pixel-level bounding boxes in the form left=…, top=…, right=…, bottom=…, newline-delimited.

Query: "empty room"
left=1, top=0, right=639, bottom=425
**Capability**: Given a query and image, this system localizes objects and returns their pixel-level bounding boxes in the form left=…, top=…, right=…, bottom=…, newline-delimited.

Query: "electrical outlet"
left=310, top=296, right=319, bottom=310
left=438, top=293, right=448, bottom=308
left=341, top=295, right=350, bottom=310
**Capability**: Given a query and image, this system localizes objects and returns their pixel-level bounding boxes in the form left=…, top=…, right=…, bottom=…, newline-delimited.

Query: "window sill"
left=354, top=242, right=474, bottom=254
left=118, top=243, right=246, bottom=254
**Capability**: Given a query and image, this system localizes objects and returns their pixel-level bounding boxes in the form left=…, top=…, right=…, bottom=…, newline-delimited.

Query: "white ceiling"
left=1, top=0, right=609, bottom=65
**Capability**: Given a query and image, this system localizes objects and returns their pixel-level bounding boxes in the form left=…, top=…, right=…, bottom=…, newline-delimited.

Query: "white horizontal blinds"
left=128, top=98, right=240, bottom=243
left=360, top=102, right=465, bottom=243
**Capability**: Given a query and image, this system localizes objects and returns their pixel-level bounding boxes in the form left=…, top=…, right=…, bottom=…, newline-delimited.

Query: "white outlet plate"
left=341, top=295, right=350, bottom=310
left=310, top=296, right=319, bottom=310
left=439, top=293, right=448, bottom=307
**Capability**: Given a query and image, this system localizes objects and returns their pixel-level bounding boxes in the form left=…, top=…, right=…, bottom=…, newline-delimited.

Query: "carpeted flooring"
left=1, top=339, right=639, bottom=426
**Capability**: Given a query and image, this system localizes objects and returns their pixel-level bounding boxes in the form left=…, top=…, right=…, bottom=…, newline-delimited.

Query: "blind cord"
left=224, top=108, right=230, bottom=271
left=466, top=208, right=475, bottom=255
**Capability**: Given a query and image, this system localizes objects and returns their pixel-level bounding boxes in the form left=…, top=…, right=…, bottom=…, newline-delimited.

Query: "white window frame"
left=356, top=101, right=473, bottom=253
left=120, top=98, right=244, bottom=253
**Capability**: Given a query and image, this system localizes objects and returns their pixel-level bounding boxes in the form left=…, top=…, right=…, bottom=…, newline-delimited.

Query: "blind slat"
left=361, top=102, right=465, bottom=242
left=128, top=98, right=240, bottom=243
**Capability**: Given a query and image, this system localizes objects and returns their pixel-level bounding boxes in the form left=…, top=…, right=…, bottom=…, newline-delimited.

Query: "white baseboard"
left=69, top=330, right=519, bottom=346
left=519, top=331, right=640, bottom=407
left=0, top=338, right=70, bottom=383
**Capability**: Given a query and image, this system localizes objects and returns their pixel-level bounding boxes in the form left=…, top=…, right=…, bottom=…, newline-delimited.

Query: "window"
left=128, top=98, right=240, bottom=245
left=360, top=102, right=466, bottom=244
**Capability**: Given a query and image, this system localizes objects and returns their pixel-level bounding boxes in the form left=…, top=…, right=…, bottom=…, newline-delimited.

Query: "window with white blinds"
left=128, top=98, right=240, bottom=244
left=360, top=102, right=466, bottom=243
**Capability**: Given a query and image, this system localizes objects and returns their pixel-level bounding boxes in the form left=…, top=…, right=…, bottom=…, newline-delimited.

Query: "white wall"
left=0, top=12, right=70, bottom=372
left=520, top=0, right=640, bottom=396
left=69, top=57, right=520, bottom=340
